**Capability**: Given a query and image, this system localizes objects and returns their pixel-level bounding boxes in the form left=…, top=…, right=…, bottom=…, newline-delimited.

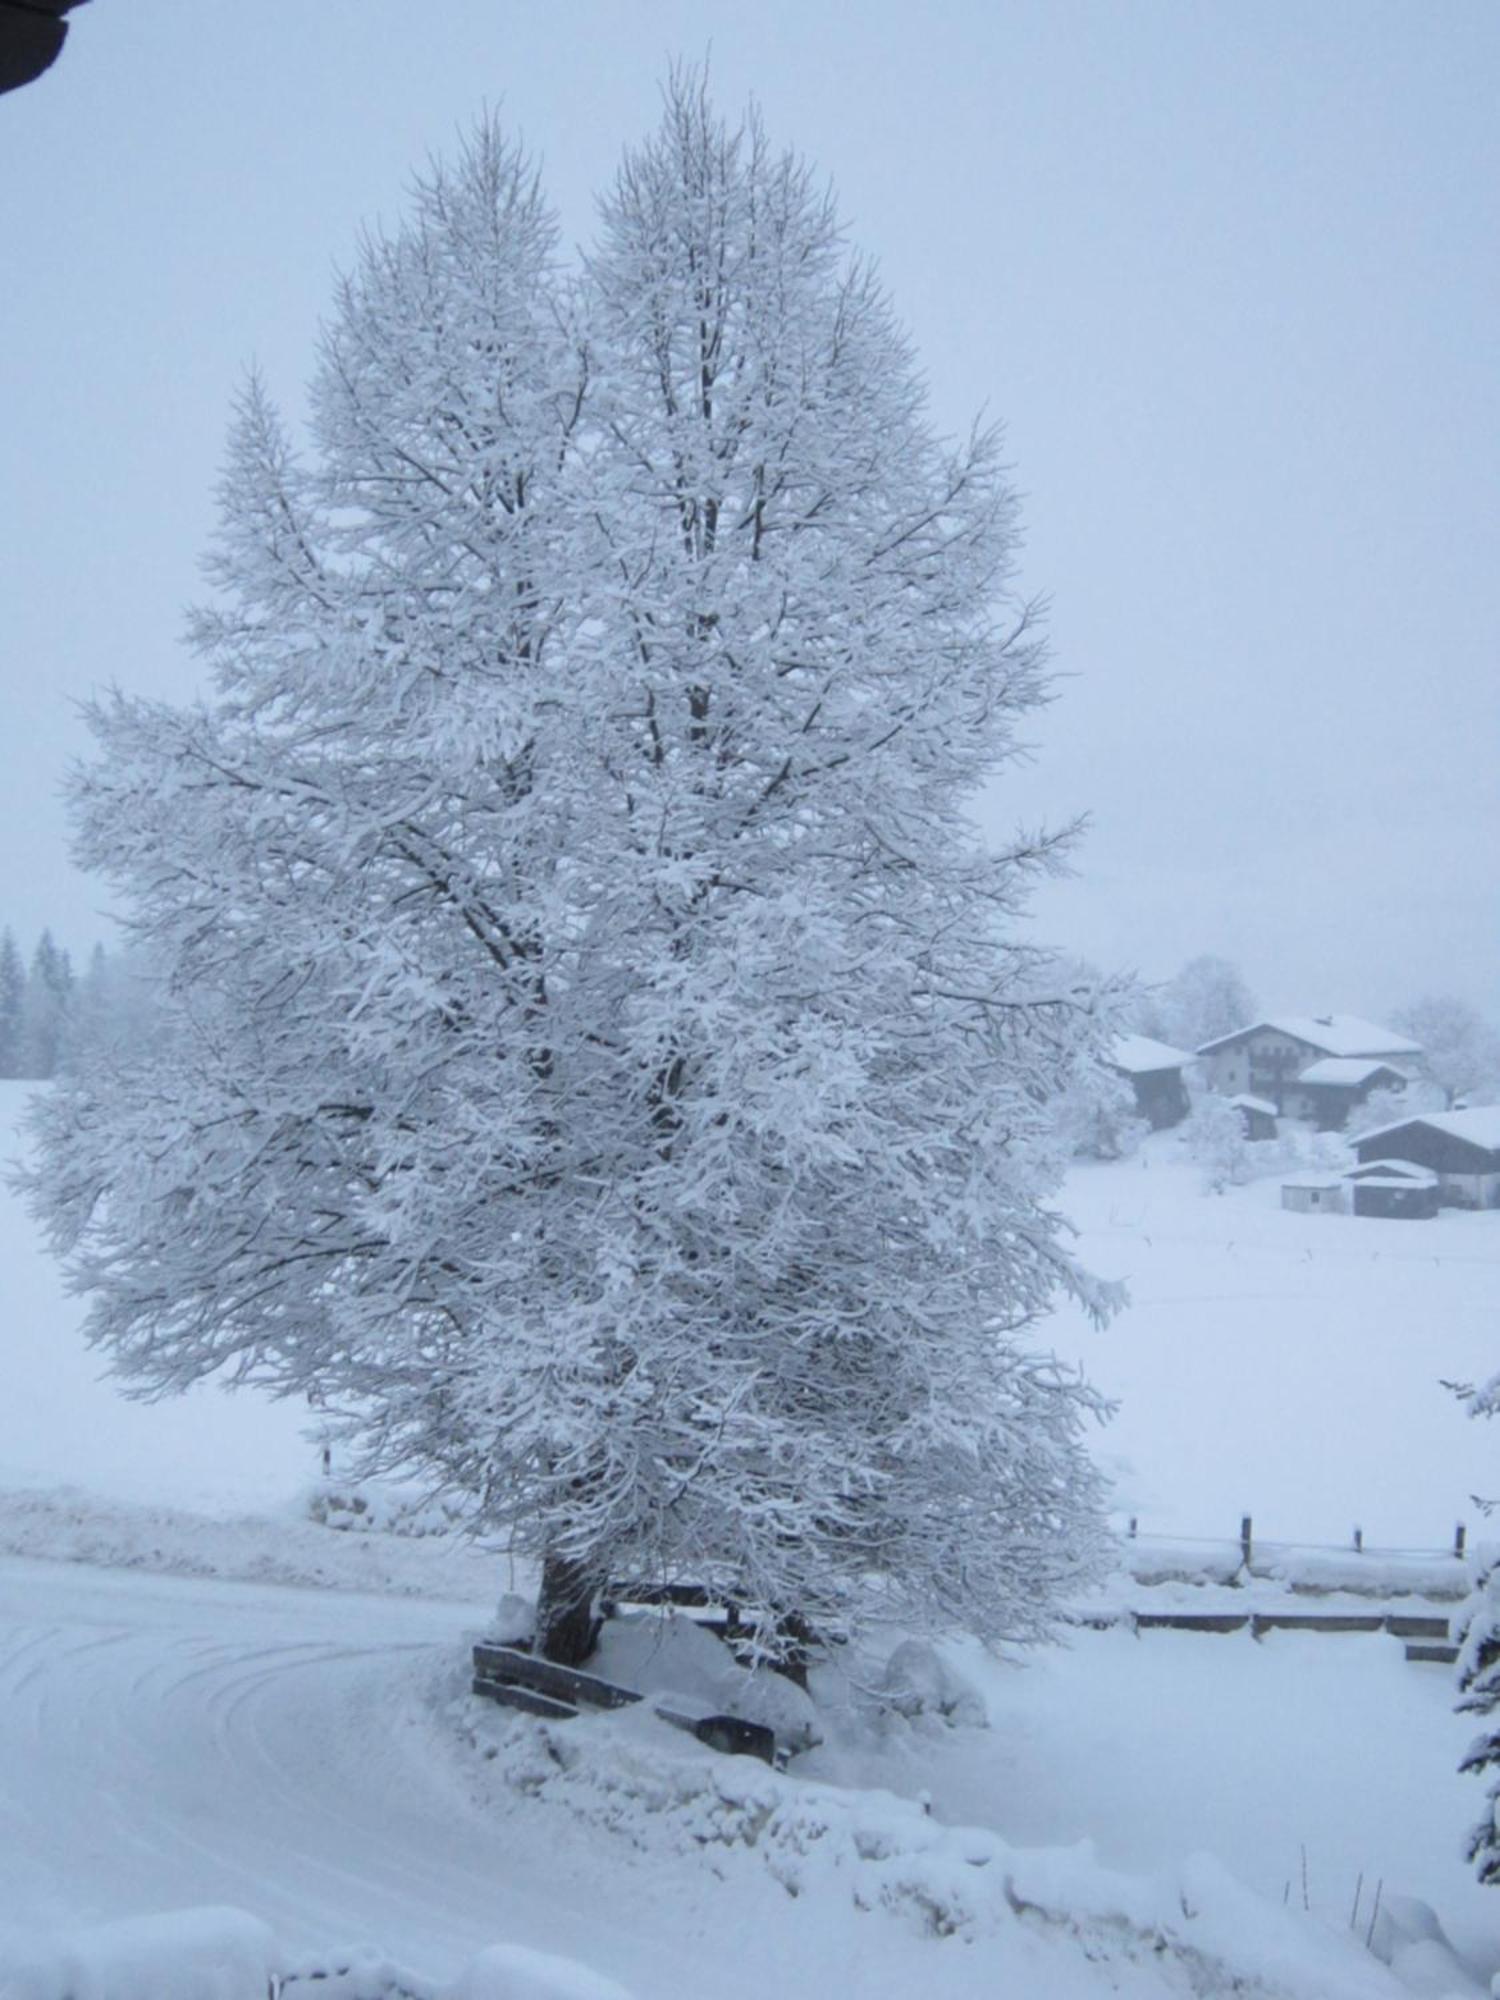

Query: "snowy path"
left=0, top=1560, right=710, bottom=1993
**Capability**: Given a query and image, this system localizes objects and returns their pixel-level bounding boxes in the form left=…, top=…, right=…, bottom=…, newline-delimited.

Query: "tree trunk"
left=535, top=1551, right=601, bottom=1666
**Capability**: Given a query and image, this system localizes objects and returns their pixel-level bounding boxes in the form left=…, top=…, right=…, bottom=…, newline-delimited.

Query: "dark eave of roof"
left=0, top=0, right=88, bottom=98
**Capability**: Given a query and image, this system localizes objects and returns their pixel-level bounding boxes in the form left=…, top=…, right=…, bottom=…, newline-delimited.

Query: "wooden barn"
left=1341, top=1160, right=1440, bottom=1221
left=1352, top=1109, right=1500, bottom=1210
left=1197, top=1015, right=1421, bottom=1117
left=1108, top=1035, right=1193, bottom=1129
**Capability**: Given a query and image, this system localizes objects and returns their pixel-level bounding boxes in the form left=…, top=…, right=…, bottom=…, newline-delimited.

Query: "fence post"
left=1456, top=1523, right=1468, bottom=1561
left=1240, top=1514, right=1253, bottom=1571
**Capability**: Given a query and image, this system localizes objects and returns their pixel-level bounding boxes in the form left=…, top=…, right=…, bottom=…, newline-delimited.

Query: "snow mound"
left=0, top=1907, right=276, bottom=2000
left=1364, top=1894, right=1482, bottom=1997
left=875, top=1639, right=987, bottom=1727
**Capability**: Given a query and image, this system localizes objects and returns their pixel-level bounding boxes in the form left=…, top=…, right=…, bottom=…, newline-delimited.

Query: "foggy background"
left=3, top=0, right=1495, bottom=1017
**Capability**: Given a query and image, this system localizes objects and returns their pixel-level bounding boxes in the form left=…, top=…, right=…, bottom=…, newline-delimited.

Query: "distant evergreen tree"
left=64, top=940, right=111, bottom=1072
left=0, top=930, right=23, bottom=1078
left=17, top=930, right=75, bottom=1079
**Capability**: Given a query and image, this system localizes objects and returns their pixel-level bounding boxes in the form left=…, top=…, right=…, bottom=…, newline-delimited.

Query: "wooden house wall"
left=1351, top=1182, right=1439, bottom=1220
left=1130, top=1067, right=1190, bottom=1129
left=1354, top=1127, right=1500, bottom=1176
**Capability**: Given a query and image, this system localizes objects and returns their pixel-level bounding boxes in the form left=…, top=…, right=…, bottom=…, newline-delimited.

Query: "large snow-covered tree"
left=24, top=84, right=1115, bottom=1665
left=1393, top=995, right=1500, bottom=1110
left=1137, top=954, right=1255, bottom=1054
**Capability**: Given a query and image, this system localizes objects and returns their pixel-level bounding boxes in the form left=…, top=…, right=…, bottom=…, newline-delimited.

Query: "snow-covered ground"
left=1, top=1549, right=1489, bottom=1999
left=4, top=1081, right=1500, bottom=1997
left=1051, top=1137, right=1500, bottom=1550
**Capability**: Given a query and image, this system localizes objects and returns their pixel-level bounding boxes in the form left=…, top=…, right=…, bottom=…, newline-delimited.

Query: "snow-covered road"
left=8, top=1550, right=1500, bottom=2000
left=0, top=1559, right=706, bottom=1992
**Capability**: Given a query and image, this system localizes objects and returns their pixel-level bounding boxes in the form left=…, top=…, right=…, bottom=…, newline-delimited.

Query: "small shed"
left=1230, top=1093, right=1278, bottom=1141
left=1109, top=1034, right=1193, bottom=1129
left=1281, top=1171, right=1347, bottom=1216
left=1342, top=1160, right=1439, bottom=1221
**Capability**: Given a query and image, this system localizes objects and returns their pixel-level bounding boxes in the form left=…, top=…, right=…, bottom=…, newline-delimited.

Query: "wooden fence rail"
left=1121, top=1514, right=1470, bottom=1564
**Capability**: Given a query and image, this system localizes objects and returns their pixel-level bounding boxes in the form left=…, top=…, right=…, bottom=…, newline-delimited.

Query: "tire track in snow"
left=0, top=1559, right=705, bottom=1990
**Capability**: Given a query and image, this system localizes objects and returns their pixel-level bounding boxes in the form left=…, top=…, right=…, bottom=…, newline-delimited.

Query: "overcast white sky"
left=3, top=1, right=1495, bottom=1018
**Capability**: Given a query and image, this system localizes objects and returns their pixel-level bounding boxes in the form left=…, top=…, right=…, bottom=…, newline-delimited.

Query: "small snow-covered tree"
left=1043, top=960, right=1147, bottom=1162
left=1394, top=996, right=1500, bottom=1110
left=23, top=85, right=1115, bottom=1665
left=1458, top=1561, right=1500, bottom=1884
left=1050, top=1058, right=1146, bottom=1162
left=1181, top=1089, right=1251, bottom=1193
left=1454, top=1367, right=1500, bottom=1884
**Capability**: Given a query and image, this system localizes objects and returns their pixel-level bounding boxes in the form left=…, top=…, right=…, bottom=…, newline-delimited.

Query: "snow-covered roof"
left=1345, top=1174, right=1439, bottom=1193
left=1295, top=1058, right=1406, bottom=1088
left=1109, top=1033, right=1195, bottom=1075
left=1197, top=1015, right=1423, bottom=1059
left=1342, top=1160, right=1438, bottom=1187
left=1229, top=1094, right=1278, bottom=1117
left=1352, top=1107, right=1500, bottom=1154
left=1281, top=1171, right=1345, bottom=1190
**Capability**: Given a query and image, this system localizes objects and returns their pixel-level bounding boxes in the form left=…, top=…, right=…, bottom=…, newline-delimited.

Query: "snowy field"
left=1053, top=1137, right=1500, bottom=1552
left=4, top=1080, right=1500, bottom=1997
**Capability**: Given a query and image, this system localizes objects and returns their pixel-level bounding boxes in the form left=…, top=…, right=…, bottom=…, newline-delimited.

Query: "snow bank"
left=306, top=1480, right=475, bottom=1540
left=444, top=1695, right=1405, bottom=1998
left=0, top=1484, right=500, bottom=1601
left=0, top=1907, right=276, bottom=2000
left=1248, top=1544, right=1472, bottom=1602
left=1116, top=1536, right=1472, bottom=1602
left=0, top=1913, right=638, bottom=2000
